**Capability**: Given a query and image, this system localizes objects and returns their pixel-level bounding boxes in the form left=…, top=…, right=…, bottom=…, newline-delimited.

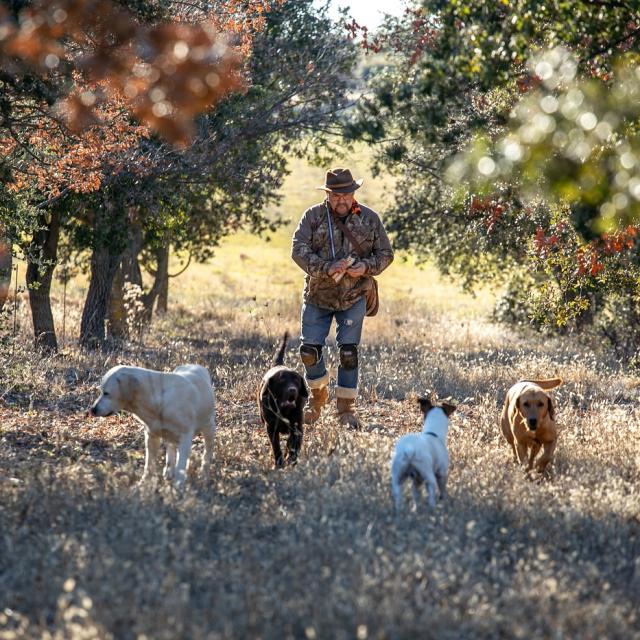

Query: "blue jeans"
left=300, top=297, right=366, bottom=391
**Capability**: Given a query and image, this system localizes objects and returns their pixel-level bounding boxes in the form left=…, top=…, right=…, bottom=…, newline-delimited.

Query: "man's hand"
left=328, top=257, right=353, bottom=277
left=346, top=261, right=366, bottom=278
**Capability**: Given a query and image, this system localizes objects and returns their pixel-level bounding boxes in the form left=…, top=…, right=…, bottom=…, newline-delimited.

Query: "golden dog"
left=500, top=378, right=562, bottom=473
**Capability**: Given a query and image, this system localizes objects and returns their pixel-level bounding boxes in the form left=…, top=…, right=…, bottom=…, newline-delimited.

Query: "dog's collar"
left=424, top=432, right=439, bottom=438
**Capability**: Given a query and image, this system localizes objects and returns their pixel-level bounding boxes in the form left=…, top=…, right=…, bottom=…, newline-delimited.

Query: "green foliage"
left=0, top=185, right=45, bottom=262
left=348, top=0, right=640, bottom=362
left=448, top=50, right=640, bottom=232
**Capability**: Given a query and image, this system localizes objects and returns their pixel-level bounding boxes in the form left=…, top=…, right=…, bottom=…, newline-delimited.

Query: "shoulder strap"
left=332, top=215, right=365, bottom=258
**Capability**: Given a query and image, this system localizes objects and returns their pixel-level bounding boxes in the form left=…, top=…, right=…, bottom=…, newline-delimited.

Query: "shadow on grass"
left=1, top=444, right=639, bottom=639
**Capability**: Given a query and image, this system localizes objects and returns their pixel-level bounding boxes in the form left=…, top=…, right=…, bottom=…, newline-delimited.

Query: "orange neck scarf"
left=327, top=199, right=361, bottom=216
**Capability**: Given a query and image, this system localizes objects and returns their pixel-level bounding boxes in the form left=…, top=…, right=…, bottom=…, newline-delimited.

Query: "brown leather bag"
left=332, top=216, right=379, bottom=317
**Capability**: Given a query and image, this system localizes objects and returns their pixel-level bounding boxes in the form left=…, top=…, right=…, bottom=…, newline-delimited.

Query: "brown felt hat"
left=316, top=167, right=363, bottom=194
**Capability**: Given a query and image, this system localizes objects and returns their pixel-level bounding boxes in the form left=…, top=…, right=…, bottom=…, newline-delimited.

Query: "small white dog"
left=90, top=364, right=216, bottom=488
left=390, top=397, right=456, bottom=512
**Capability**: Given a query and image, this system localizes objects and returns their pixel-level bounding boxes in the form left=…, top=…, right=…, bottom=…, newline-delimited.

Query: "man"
left=291, top=167, right=394, bottom=428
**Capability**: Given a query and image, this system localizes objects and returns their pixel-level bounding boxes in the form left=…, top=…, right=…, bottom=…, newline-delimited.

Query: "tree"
left=347, top=0, right=640, bottom=359
left=0, top=240, right=10, bottom=310
left=2, top=0, right=357, bottom=348
left=0, top=0, right=280, bottom=348
left=0, top=186, right=18, bottom=311
left=96, top=0, right=357, bottom=341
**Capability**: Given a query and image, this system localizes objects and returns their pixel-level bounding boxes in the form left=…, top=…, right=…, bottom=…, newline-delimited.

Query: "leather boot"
left=304, top=385, right=329, bottom=424
left=336, top=396, right=360, bottom=429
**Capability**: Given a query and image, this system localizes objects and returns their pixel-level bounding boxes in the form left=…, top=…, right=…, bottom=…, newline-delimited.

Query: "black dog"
left=258, top=332, right=308, bottom=468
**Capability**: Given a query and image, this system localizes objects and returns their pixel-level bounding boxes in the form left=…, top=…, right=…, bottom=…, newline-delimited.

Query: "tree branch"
left=34, top=187, right=71, bottom=210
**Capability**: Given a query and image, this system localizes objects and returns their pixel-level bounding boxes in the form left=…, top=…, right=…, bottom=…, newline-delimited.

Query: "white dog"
left=390, top=397, right=456, bottom=512
left=90, top=364, right=216, bottom=488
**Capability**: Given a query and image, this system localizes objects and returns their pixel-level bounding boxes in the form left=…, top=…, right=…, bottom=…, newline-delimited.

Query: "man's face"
left=327, top=191, right=355, bottom=216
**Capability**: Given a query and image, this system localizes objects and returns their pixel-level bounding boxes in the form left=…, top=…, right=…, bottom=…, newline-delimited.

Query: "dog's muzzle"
left=90, top=402, right=114, bottom=417
left=281, top=395, right=297, bottom=409
left=285, top=386, right=299, bottom=403
left=527, top=417, right=538, bottom=430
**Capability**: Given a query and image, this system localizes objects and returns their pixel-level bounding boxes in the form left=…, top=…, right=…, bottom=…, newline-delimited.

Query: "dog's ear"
left=441, top=402, right=457, bottom=417
left=418, top=397, right=432, bottom=415
left=510, top=394, right=523, bottom=423
left=117, top=371, right=140, bottom=403
left=300, top=381, right=309, bottom=399
left=547, top=395, right=555, bottom=420
left=515, top=393, right=524, bottom=414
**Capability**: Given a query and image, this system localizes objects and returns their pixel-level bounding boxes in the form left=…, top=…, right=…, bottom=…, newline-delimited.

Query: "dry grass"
left=2, top=154, right=640, bottom=638
left=3, top=287, right=640, bottom=639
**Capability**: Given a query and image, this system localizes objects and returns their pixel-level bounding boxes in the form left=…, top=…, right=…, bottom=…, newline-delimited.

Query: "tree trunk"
left=79, top=202, right=126, bottom=349
left=0, top=230, right=12, bottom=312
left=108, top=224, right=143, bottom=340
left=26, top=211, right=61, bottom=352
left=142, top=244, right=169, bottom=320
left=156, top=258, right=169, bottom=315
left=80, top=247, right=122, bottom=349
left=107, top=265, right=129, bottom=340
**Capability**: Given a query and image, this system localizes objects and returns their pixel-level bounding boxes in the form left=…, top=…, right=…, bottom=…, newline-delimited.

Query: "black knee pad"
left=339, top=344, right=358, bottom=370
left=300, top=344, right=322, bottom=367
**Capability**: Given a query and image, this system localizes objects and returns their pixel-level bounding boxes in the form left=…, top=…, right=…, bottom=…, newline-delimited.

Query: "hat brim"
left=316, top=178, right=363, bottom=194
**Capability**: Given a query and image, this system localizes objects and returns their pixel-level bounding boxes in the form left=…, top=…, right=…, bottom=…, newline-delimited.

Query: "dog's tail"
left=273, top=331, right=289, bottom=367
left=523, top=377, right=563, bottom=390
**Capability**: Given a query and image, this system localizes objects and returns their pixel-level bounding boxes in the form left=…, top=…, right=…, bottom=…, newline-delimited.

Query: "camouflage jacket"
left=291, top=201, right=394, bottom=311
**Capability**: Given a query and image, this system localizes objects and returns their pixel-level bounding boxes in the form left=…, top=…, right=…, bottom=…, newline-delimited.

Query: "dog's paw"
left=533, top=468, right=554, bottom=483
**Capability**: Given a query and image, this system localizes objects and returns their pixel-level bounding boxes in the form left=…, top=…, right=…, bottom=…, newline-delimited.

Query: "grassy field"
left=1, top=155, right=640, bottom=639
